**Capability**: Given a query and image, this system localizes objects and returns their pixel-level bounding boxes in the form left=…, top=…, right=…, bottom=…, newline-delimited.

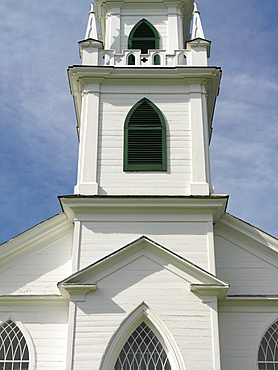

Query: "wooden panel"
left=73, top=258, right=214, bottom=369
left=219, top=311, right=274, bottom=370
left=215, top=235, right=278, bottom=295
left=0, top=233, right=72, bottom=295
left=79, top=220, right=209, bottom=270
left=97, top=93, right=191, bottom=195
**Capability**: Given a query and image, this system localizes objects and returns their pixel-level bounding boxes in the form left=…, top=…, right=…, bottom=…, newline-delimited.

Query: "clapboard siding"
left=0, top=233, right=73, bottom=295
left=121, top=12, right=168, bottom=51
left=73, top=257, right=214, bottom=369
left=215, top=234, right=278, bottom=295
left=79, top=220, right=209, bottom=271
left=219, top=311, right=276, bottom=369
left=0, top=302, right=68, bottom=369
left=97, top=93, right=191, bottom=195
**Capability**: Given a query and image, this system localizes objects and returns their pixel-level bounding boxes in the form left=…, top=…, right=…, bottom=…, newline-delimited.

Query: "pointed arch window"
left=0, top=319, right=29, bottom=369
left=114, top=322, right=171, bottom=370
left=258, top=319, right=278, bottom=369
left=128, top=19, right=159, bottom=54
left=124, top=98, right=167, bottom=171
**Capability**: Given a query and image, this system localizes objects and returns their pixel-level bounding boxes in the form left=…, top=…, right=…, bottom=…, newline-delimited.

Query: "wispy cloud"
left=0, top=0, right=277, bottom=243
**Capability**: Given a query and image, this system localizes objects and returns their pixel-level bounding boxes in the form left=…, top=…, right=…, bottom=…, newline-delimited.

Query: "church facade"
left=0, top=1, right=277, bottom=369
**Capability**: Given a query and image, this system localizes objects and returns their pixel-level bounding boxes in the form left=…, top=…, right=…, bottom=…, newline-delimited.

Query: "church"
left=0, top=1, right=277, bottom=369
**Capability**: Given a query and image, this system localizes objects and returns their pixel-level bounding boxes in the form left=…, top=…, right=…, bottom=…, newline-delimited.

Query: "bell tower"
left=61, top=4, right=227, bottom=369
left=69, top=0, right=221, bottom=196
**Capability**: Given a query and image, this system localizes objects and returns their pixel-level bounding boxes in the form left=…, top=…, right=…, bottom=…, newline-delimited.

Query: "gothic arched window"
left=124, top=98, right=167, bottom=171
left=258, top=319, right=278, bottom=369
left=128, top=19, right=159, bottom=54
left=0, top=319, right=29, bottom=369
left=114, top=322, right=171, bottom=370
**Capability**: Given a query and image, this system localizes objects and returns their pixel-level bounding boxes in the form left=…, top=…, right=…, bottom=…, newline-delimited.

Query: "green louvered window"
left=128, top=19, right=159, bottom=54
left=124, top=98, right=167, bottom=171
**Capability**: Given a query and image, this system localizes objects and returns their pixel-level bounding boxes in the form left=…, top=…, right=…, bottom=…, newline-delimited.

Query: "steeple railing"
left=79, top=39, right=210, bottom=67
left=99, top=49, right=188, bottom=67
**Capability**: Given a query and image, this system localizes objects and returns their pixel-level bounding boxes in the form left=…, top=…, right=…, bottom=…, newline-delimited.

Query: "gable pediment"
left=59, top=236, right=229, bottom=300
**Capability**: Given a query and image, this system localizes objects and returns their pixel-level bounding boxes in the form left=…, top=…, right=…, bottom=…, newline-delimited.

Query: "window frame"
left=114, top=321, right=171, bottom=370
left=0, top=318, right=34, bottom=370
left=123, top=98, right=167, bottom=172
left=257, top=318, right=278, bottom=369
left=128, top=19, right=160, bottom=54
left=99, top=303, right=185, bottom=370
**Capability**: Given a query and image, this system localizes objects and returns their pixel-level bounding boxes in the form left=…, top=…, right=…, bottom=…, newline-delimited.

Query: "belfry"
left=0, top=2, right=278, bottom=369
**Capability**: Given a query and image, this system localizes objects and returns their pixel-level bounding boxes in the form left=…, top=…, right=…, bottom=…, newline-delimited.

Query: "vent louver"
left=128, top=19, right=159, bottom=54
left=124, top=99, right=166, bottom=171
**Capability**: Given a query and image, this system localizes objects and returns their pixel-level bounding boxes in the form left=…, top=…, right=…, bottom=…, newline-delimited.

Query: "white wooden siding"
left=73, top=256, right=214, bottom=369
left=78, top=218, right=210, bottom=273
left=97, top=92, right=191, bottom=195
left=121, top=12, right=168, bottom=51
left=219, top=310, right=278, bottom=370
left=0, top=302, right=68, bottom=369
left=0, top=233, right=73, bottom=295
left=215, top=234, right=278, bottom=295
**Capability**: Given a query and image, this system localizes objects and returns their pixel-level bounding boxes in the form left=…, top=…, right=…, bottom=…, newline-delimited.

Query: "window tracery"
left=258, top=319, right=278, bottom=369
left=0, top=319, right=29, bottom=369
left=114, top=322, right=171, bottom=370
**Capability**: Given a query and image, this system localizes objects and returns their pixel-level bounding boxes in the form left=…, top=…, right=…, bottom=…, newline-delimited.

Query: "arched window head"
left=153, top=54, right=160, bottom=65
left=258, top=319, right=278, bottom=369
left=114, top=322, right=171, bottom=370
left=0, top=319, right=29, bottom=369
left=128, top=19, right=159, bottom=54
left=124, top=98, right=167, bottom=171
left=128, top=53, right=136, bottom=65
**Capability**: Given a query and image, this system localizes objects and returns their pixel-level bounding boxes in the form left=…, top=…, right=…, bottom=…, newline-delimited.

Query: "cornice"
left=215, top=213, right=278, bottom=265
left=68, top=65, right=221, bottom=83
left=68, top=65, right=221, bottom=128
left=0, top=295, right=67, bottom=305
left=221, top=213, right=278, bottom=244
left=219, top=296, right=278, bottom=313
left=59, top=195, right=228, bottom=222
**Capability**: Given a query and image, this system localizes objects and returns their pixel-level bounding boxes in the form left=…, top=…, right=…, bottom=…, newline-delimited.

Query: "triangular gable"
left=0, top=213, right=72, bottom=269
left=58, top=236, right=229, bottom=300
left=216, top=213, right=278, bottom=266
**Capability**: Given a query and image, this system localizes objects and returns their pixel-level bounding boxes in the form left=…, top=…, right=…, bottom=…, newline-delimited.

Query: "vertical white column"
left=210, top=299, right=222, bottom=370
left=105, top=13, right=112, bottom=49
left=166, top=4, right=180, bottom=53
left=189, top=83, right=210, bottom=195
left=177, top=10, right=184, bottom=50
left=105, top=4, right=122, bottom=52
left=65, top=301, right=77, bottom=370
left=202, top=89, right=213, bottom=192
left=72, top=220, right=81, bottom=273
left=74, top=83, right=101, bottom=195
left=207, top=219, right=216, bottom=274
left=202, top=297, right=222, bottom=370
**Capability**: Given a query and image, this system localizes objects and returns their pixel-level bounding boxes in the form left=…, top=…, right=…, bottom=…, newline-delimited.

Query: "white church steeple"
left=69, top=1, right=220, bottom=196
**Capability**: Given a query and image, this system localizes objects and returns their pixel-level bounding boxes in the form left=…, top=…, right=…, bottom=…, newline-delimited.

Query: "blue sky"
left=0, top=1, right=277, bottom=244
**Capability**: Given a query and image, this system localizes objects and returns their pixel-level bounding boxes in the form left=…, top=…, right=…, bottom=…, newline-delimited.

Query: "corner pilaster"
left=74, top=83, right=101, bottom=195
left=189, top=83, right=211, bottom=195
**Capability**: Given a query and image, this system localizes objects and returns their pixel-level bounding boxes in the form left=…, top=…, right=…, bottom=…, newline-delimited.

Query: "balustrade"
left=98, top=49, right=189, bottom=67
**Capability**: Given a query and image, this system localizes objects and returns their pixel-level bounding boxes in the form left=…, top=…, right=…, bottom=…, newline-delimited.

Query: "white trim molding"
left=0, top=314, right=36, bottom=370
left=99, top=302, right=186, bottom=370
